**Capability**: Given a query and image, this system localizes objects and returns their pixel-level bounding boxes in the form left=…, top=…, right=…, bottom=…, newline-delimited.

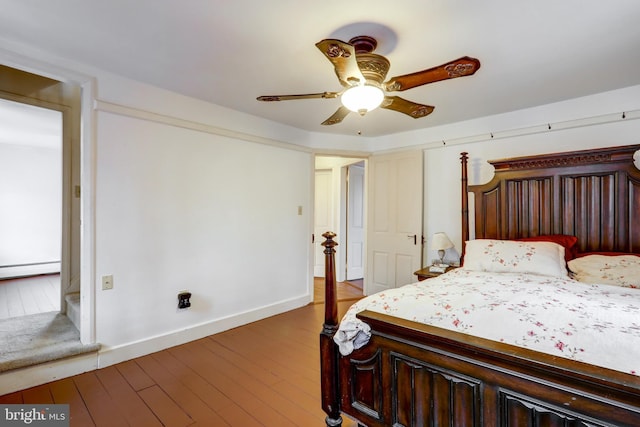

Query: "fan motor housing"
left=348, top=36, right=391, bottom=85
left=356, top=53, right=390, bottom=85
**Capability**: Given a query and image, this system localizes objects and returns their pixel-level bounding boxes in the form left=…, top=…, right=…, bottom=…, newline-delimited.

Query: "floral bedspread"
left=335, top=269, right=640, bottom=376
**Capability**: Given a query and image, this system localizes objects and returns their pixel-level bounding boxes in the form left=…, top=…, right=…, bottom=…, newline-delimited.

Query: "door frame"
left=0, top=49, right=98, bottom=344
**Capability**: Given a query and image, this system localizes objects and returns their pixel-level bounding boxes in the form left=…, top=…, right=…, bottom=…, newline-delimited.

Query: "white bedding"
left=335, top=269, right=640, bottom=376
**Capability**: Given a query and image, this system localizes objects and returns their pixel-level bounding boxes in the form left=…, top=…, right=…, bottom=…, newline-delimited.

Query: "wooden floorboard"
left=49, top=378, right=96, bottom=427
left=74, top=371, right=131, bottom=427
left=116, top=359, right=157, bottom=391
left=313, top=277, right=362, bottom=304
left=138, top=385, right=194, bottom=427
left=95, top=365, right=163, bottom=427
left=151, top=349, right=254, bottom=426
left=0, top=280, right=363, bottom=426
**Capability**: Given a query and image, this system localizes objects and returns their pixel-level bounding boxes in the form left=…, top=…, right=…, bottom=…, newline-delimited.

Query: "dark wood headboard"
left=461, top=145, right=640, bottom=255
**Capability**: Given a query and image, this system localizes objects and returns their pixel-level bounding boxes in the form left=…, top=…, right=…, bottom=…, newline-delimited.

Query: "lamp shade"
left=431, top=232, right=454, bottom=251
left=341, top=85, right=384, bottom=114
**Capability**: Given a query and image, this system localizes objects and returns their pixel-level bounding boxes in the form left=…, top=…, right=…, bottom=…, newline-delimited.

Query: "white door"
left=346, top=163, right=365, bottom=280
left=314, top=169, right=333, bottom=277
left=366, top=150, right=423, bottom=295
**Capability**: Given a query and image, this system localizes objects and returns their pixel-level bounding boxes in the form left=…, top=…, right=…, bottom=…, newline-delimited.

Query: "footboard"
left=340, top=311, right=640, bottom=427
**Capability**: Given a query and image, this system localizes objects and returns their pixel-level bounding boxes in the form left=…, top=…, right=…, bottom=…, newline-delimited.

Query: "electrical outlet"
left=178, top=291, right=191, bottom=309
left=102, top=275, right=114, bottom=290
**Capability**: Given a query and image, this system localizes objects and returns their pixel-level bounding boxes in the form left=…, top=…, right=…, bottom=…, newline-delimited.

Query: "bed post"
left=461, top=152, right=469, bottom=262
left=320, top=231, right=342, bottom=427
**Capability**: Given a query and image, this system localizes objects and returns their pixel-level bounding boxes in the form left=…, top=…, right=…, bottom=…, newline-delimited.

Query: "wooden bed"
left=320, top=144, right=640, bottom=426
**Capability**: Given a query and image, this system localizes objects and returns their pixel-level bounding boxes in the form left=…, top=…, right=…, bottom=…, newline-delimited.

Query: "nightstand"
left=414, top=266, right=457, bottom=281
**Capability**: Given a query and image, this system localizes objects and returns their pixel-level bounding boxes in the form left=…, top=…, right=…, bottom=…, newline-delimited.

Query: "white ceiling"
left=0, top=1, right=639, bottom=138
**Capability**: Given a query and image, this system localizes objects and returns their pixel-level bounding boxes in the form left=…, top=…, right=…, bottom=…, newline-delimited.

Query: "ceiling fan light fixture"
left=257, top=36, right=480, bottom=126
left=341, top=84, right=384, bottom=114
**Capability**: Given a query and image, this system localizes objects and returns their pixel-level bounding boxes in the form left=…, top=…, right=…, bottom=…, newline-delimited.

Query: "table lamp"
left=431, top=232, right=454, bottom=266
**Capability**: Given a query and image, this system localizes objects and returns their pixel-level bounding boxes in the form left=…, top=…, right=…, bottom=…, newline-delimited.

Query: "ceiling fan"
left=257, top=35, right=480, bottom=126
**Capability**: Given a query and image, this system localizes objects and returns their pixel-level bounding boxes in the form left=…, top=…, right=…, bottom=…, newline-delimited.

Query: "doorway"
left=0, top=99, right=63, bottom=319
left=314, top=156, right=366, bottom=284
left=0, top=65, right=81, bottom=328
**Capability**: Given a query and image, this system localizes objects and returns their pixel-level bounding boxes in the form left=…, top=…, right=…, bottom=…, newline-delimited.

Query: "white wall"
left=372, top=84, right=640, bottom=153
left=0, top=143, right=61, bottom=278
left=94, top=109, right=313, bottom=355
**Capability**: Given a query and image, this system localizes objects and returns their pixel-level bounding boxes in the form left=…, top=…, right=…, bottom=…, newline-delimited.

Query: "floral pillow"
left=568, top=254, right=640, bottom=288
left=463, top=239, right=569, bottom=278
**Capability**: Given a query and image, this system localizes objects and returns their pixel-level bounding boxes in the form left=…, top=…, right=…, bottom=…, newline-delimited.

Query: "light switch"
left=102, top=275, right=114, bottom=290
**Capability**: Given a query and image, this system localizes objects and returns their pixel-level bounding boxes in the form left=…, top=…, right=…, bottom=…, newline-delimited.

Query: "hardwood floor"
left=0, top=280, right=363, bottom=426
left=0, top=274, right=60, bottom=320
left=313, top=277, right=363, bottom=304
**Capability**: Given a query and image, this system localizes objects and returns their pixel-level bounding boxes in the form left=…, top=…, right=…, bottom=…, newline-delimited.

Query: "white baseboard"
left=0, top=294, right=311, bottom=395
left=97, top=294, right=310, bottom=368
left=0, top=263, right=60, bottom=279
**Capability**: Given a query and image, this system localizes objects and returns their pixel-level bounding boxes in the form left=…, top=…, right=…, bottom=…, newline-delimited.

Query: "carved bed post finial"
left=461, top=153, right=469, bottom=263
left=320, top=231, right=342, bottom=427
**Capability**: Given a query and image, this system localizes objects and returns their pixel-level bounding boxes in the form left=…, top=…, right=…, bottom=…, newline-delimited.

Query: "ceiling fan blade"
left=316, top=39, right=365, bottom=87
left=384, top=56, right=481, bottom=92
left=257, top=92, right=340, bottom=101
left=381, top=96, right=435, bottom=118
left=321, top=106, right=351, bottom=125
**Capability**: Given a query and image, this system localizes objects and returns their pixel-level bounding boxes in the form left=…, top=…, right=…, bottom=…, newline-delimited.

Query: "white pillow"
left=463, top=239, right=568, bottom=278
left=568, top=255, right=640, bottom=288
